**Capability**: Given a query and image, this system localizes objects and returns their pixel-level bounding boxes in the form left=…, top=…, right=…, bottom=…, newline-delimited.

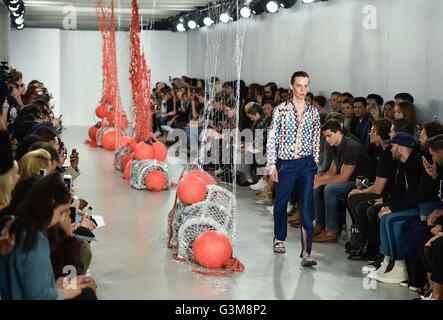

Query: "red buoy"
left=134, top=142, right=155, bottom=160
left=193, top=231, right=232, bottom=269
left=177, top=175, right=206, bottom=205
left=102, top=130, right=117, bottom=151
left=144, top=170, right=167, bottom=191
left=153, top=141, right=167, bottom=161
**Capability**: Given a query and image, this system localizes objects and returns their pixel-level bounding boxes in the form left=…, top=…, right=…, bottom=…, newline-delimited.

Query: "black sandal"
left=273, top=239, right=286, bottom=253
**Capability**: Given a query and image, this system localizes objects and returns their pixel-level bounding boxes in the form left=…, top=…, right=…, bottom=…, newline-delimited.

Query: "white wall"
left=0, top=8, right=9, bottom=62
left=9, top=29, right=187, bottom=126
left=187, top=0, right=443, bottom=121
left=9, top=29, right=61, bottom=115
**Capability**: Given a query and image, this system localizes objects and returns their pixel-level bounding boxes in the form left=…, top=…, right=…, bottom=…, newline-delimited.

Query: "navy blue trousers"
left=274, top=156, right=317, bottom=256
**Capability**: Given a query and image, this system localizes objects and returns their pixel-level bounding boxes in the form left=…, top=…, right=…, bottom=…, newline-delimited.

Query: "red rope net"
left=96, top=0, right=124, bottom=145
left=129, top=0, right=152, bottom=142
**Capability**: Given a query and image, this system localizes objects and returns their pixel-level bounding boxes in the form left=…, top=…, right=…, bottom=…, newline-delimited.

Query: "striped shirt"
left=267, top=102, right=321, bottom=166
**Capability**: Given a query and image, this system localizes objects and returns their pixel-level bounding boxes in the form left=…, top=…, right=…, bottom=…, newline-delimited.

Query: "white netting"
left=129, top=159, right=171, bottom=190
left=196, top=0, right=247, bottom=197
left=169, top=184, right=236, bottom=260
left=113, top=145, right=132, bottom=171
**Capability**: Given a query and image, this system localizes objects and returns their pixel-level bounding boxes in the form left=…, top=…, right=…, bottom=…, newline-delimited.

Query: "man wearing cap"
left=369, top=132, right=425, bottom=283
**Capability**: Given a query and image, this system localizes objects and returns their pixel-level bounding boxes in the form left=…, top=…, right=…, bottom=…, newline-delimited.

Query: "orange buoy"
left=193, top=231, right=232, bottom=269
left=183, top=170, right=216, bottom=186
left=153, top=141, right=167, bottom=161
left=134, top=142, right=155, bottom=160
left=144, top=170, right=167, bottom=191
left=88, top=125, right=99, bottom=142
left=123, top=160, right=132, bottom=180
left=102, top=130, right=117, bottom=151
left=177, top=175, right=207, bottom=205
left=118, top=136, right=131, bottom=148
left=129, top=138, right=138, bottom=151
left=95, top=103, right=107, bottom=118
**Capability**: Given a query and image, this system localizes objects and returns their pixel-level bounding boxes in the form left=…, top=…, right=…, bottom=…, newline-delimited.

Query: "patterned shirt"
left=267, top=102, right=321, bottom=166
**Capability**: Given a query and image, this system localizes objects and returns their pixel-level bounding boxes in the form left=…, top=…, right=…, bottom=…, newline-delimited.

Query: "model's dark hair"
left=290, top=71, right=310, bottom=85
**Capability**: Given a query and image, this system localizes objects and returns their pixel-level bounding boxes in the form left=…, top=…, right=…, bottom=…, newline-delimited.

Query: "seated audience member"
left=347, top=119, right=394, bottom=259
left=0, top=173, right=96, bottom=300
left=423, top=229, right=443, bottom=300
left=338, top=92, right=354, bottom=111
left=313, top=95, right=327, bottom=114
left=264, top=82, right=278, bottom=102
left=389, top=118, right=416, bottom=139
left=394, top=101, right=419, bottom=132
left=383, top=100, right=395, bottom=121
left=246, top=103, right=268, bottom=188
left=313, top=120, right=369, bottom=242
left=341, top=98, right=355, bottom=131
left=305, top=92, right=314, bottom=106
left=419, top=121, right=443, bottom=159
left=401, top=134, right=443, bottom=293
left=0, top=123, right=16, bottom=256
left=262, top=100, right=274, bottom=127
left=350, top=97, right=373, bottom=146
left=17, top=149, right=52, bottom=182
left=394, top=92, right=414, bottom=105
left=367, top=94, right=384, bottom=121
left=329, top=91, right=341, bottom=112
left=371, top=133, right=424, bottom=283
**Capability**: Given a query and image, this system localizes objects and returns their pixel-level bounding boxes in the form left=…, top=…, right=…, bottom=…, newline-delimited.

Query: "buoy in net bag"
left=183, top=170, right=216, bottom=186
left=95, top=103, right=107, bottom=118
left=193, top=231, right=232, bottom=269
left=153, top=141, right=167, bottom=161
left=144, top=170, right=167, bottom=191
left=177, top=175, right=207, bottom=205
left=134, top=141, right=155, bottom=160
left=118, top=136, right=131, bottom=148
left=102, top=130, right=117, bottom=151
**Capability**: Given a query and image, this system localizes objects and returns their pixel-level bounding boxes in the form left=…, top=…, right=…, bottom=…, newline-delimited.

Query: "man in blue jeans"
left=313, top=120, right=369, bottom=242
left=267, top=71, right=320, bottom=267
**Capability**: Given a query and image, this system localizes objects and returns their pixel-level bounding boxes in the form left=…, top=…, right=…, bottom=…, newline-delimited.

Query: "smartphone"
left=63, top=174, right=72, bottom=189
left=39, top=168, right=46, bottom=176
left=440, top=180, right=443, bottom=200
left=69, top=207, right=76, bottom=223
left=422, top=156, right=431, bottom=168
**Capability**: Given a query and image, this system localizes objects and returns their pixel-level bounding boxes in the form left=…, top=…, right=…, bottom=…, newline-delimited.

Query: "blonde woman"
left=18, top=149, right=52, bottom=182
left=0, top=161, right=20, bottom=209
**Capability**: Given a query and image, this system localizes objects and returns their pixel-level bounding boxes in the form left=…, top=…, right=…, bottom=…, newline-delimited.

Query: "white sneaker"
left=367, top=256, right=390, bottom=278
left=250, top=178, right=267, bottom=191
left=375, top=262, right=407, bottom=284
left=266, top=205, right=274, bottom=215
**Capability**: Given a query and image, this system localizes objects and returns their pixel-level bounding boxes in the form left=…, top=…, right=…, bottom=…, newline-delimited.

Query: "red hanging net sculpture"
left=129, top=0, right=152, bottom=143
left=86, top=0, right=125, bottom=148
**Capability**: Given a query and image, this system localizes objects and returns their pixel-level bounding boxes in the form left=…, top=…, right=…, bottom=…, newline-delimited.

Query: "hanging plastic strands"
left=129, top=0, right=152, bottom=143
left=95, top=0, right=125, bottom=149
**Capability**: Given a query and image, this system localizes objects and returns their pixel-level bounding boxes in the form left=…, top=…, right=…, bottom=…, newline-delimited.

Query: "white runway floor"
left=62, top=126, right=417, bottom=300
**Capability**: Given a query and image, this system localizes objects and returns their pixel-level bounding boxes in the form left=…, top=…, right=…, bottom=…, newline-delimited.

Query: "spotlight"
left=203, top=16, right=214, bottom=27
left=302, top=0, right=315, bottom=3
left=187, top=20, right=197, bottom=29
left=249, top=0, right=265, bottom=15
left=280, top=0, right=297, bottom=8
left=265, top=1, right=279, bottom=13
left=219, top=12, right=231, bottom=23
left=240, top=6, right=251, bottom=18
left=176, top=23, right=186, bottom=32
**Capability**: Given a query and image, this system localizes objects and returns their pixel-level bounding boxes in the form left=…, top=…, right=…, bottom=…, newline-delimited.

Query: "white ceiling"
left=18, top=0, right=211, bottom=30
